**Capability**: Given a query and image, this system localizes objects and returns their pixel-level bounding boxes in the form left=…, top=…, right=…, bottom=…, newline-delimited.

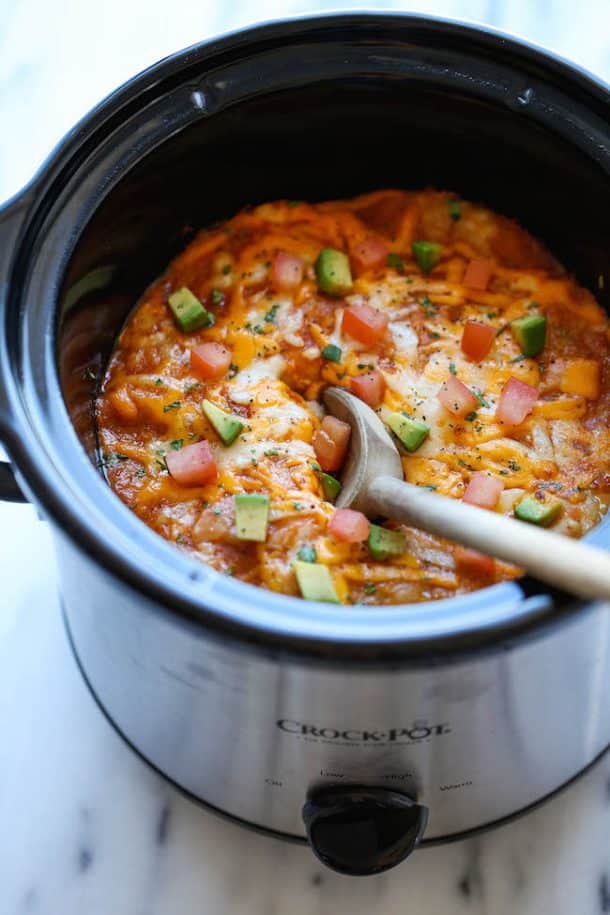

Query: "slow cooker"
left=1, top=13, right=610, bottom=876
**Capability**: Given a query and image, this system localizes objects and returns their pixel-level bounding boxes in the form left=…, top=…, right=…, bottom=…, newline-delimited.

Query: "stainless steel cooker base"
left=62, top=603, right=610, bottom=849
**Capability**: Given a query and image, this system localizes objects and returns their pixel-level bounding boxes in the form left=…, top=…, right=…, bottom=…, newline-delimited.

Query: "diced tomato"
left=463, top=472, right=503, bottom=509
left=351, top=237, right=389, bottom=275
left=461, top=321, right=495, bottom=362
left=350, top=370, right=386, bottom=408
left=496, top=377, right=538, bottom=426
left=329, top=508, right=371, bottom=543
left=313, top=415, right=351, bottom=472
left=463, top=259, right=493, bottom=291
left=437, top=376, right=479, bottom=417
left=190, top=342, right=232, bottom=381
left=342, top=303, right=388, bottom=346
left=271, top=251, right=305, bottom=291
left=166, top=441, right=217, bottom=486
left=454, top=545, right=495, bottom=577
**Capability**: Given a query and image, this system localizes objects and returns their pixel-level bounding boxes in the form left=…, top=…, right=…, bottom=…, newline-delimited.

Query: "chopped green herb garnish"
left=155, top=378, right=165, bottom=385
left=292, top=502, right=303, bottom=511
left=321, top=343, right=342, bottom=363
left=474, top=389, right=490, bottom=409
left=211, top=288, right=225, bottom=306
left=507, top=460, right=521, bottom=471
left=496, top=323, right=510, bottom=337
left=264, top=304, right=280, bottom=324
left=465, top=411, right=478, bottom=421
left=310, top=461, right=321, bottom=472
left=222, top=264, right=231, bottom=275
left=228, top=363, right=239, bottom=378
left=170, top=439, right=183, bottom=451
left=82, top=367, right=97, bottom=382
left=448, top=199, right=461, bottom=221
left=510, top=355, right=526, bottom=363
left=163, top=400, right=182, bottom=413
left=296, top=545, right=317, bottom=563
left=449, top=361, right=457, bottom=375
left=386, top=252, right=405, bottom=273
left=420, top=296, right=437, bottom=317
left=253, top=324, right=265, bottom=334
left=264, top=448, right=279, bottom=457
left=364, top=583, right=377, bottom=595
left=423, top=484, right=437, bottom=491
left=185, top=381, right=202, bottom=393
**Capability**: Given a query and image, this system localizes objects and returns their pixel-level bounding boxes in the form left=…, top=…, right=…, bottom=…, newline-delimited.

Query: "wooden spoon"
left=323, top=386, right=610, bottom=601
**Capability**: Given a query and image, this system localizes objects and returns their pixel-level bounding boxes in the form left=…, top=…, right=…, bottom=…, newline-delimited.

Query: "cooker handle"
left=0, top=462, right=25, bottom=502
left=0, top=192, right=30, bottom=503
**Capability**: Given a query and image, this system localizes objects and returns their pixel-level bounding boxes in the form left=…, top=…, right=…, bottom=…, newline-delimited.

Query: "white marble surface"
left=2, top=2, right=610, bottom=913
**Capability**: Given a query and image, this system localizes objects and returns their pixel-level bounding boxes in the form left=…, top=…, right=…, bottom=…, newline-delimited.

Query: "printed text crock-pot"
left=1, top=14, right=609, bottom=875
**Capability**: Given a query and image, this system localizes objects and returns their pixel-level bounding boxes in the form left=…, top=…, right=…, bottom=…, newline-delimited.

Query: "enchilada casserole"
left=97, top=190, right=610, bottom=605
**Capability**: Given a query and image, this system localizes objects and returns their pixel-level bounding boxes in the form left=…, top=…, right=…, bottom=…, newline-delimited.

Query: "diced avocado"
left=387, top=413, right=430, bottom=452
left=320, top=472, right=342, bottom=502
left=294, top=560, right=340, bottom=603
left=315, top=247, right=353, bottom=296
left=168, top=287, right=214, bottom=332
left=368, top=524, right=407, bottom=560
left=514, top=493, right=562, bottom=527
left=235, top=494, right=270, bottom=541
left=296, top=545, right=317, bottom=563
left=202, top=399, right=244, bottom=446
left=412, top=240, right=443, bottom=273
left=510, top=315, right=547, bottom=357
left=321, top=344, right=342, bottom=363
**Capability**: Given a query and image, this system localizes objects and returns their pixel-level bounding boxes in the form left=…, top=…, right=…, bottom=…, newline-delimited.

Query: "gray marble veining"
left=1, top=1, right=610, bottom=912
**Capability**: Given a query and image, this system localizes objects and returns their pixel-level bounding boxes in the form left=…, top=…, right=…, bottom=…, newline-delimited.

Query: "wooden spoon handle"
left=368, top=475, right=610, bottom=602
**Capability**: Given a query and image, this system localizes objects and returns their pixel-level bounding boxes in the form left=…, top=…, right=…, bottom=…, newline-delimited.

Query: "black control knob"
left=302, top=786, right=428, bottom=876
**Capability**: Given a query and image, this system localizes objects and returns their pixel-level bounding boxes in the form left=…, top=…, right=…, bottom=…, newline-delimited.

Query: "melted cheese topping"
left=97, top=189, right=610, bottom=605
